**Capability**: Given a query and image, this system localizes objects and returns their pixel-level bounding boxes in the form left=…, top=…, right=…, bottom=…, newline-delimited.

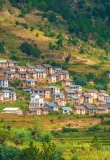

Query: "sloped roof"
left=83, top=103, right=96, bottom=109
left=63, top=79, right=73, bottom=82
left=46, top=102, right=58, bottom=108
left=61, top=107, right=72, bottom=111
left=69, top=84, right=82, bottom=87
left=3, top=107, right=19, bottom=111
left=0, top=60, right=7, bottom=63
left=53, top=93, right=64, bottom=96
left=26, top=79, right=35, bottom=82
left=66, top=90, right=76, bottom=94
left=70, top=96, right=78, bottom=100
left=35, top=69, right=45, bottom=73
left=2, top=90, right=12, bottom=93
left=42, top=64, right=52, bottom=68
left=54, top=68, right=62, bottom=71
left=74, top=106, right=86, bottom=110
left=32, top=88, right=50, bottom=91
left=48, top=86, right=58, bottom=89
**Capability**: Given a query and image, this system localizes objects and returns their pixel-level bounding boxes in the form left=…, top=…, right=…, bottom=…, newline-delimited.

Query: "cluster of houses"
left=1, top=60, right=110, bottom=115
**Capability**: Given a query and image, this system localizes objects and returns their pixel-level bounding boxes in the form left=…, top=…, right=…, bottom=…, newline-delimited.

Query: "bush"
left=0, top=42, right=4, bottom=53
left=21, top=23, right=28, bottom=29
left=87, top=125, right=101, bottom=132
left=20, top=42, right=42, bottom=58
left=30, top=26, right=34, bottom=31
left=62, top=127, right=79, bottom=133
left=48, top=13, right=57, bottom=22
left=74, top=73, right=87, bottom=86
left=0, top=144, right=22, bottom=160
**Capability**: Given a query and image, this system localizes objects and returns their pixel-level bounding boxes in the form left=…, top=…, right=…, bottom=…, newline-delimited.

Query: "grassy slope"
left=0, top=2, right=110, bottom=75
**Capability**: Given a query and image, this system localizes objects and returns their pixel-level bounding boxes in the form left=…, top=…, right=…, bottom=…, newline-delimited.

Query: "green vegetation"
left=9, top=0, right=110, bottom=50
left=20, top=42, right=42, bottom=58
left=0, top=114, right=110, bottom=159
left=0, top=42, right=4, bottom=53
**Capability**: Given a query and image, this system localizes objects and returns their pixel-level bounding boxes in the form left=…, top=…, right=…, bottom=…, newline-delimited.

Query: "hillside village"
left=0, top=59, right=110, bottom=116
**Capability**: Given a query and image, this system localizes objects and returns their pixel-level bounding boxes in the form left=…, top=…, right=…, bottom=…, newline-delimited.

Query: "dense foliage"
left=9, top=0, right=110, bottom=51
left=0, top=42, right=4, bottom=53
left=20, top=42, right=42, bottom=58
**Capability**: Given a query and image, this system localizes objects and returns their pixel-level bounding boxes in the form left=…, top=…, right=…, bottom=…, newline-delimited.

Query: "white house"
left=29, top=93, right=44, bottom=107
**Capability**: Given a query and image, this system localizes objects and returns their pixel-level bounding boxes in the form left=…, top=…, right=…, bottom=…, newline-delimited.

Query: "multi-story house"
left=29, top=93, right=44, bottom=107
left=0, top=89, right=16, bottom=102
left=22, top=79, right=36, bottom=88
left=65, top=84, right=82, bottom=92
left=0, top=77, right=9, bottom=88
left=0, top=60, right=8, bottom=68
left=73, top=106, right=86, bottom=115
left=62, top=79, right=73, bottom=87
left=31, top=88, right=51, bottom=99
left=48, top=86, right=60, bottom=95
left=7, top=61, right=17, bottom=67
left=35, top=69, right=46, bottom=79
left=42, top=64, right=53, bottom=74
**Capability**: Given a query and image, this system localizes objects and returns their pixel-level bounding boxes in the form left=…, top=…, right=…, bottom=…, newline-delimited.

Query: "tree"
left=74, top=74, right=87, bottom=86
left=0, top=144, right=21, bottom=160
left=22, top=141, right=41, bottom=160
left=0, top=0, right=4, bottom=10
left=48, top=12, right=57, bottom=22
left=20, top=42, right=42, bottom=58
left=31, top=117, right=45, bottom=140
left=0, top=129, right=13, bottom=144
left=41, top=132, right=53, bottom=143
left=65, top=54, right=71, bottom=63
left=42, top=142, right=64, bottom=160
left=91, top=136, right=101, bottom=150
left=0, top=42, right=4, bottom=53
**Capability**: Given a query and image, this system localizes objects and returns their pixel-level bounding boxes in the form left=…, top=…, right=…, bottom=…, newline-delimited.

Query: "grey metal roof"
left=46, top=102, right=58, bottom=108
left=32, top=88, right=51, bottom=91
left=66, top=90, right=76, bottom=94
left=35, top=69, right=45, bottom=73
left=69, top=84, right=82, bottom=87
left=26, top=79, right=35, bottom=82
left=2, top=90, right=12, bottom=93
left=61, top=107, right=72, bottom=111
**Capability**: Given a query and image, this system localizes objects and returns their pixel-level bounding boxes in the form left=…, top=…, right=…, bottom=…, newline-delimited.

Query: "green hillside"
left=0, top=0, right=110, bottom=77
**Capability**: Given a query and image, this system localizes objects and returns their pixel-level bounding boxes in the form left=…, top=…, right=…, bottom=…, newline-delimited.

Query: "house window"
left=90, top=109, right=93, bottom=113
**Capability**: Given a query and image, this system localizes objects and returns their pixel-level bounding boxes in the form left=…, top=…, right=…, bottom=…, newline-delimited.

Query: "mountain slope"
left=0, top=0, right=110, bottom=76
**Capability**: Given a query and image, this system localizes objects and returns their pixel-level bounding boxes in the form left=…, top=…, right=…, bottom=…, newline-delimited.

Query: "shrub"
left=62, top=127, right=79, bottom=133
left=87, top=125, right=101, bottom=132
left=0, top=42, right=4, bottom=53
left=15, top=21, right=19, bottom=25
left=21, top=23, right=28, bottom=29
left=48, top=13, right=57, bottom=22
left=30, top=26, right=34, bottom=31
left=20, top=42, right=42, bottom=58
